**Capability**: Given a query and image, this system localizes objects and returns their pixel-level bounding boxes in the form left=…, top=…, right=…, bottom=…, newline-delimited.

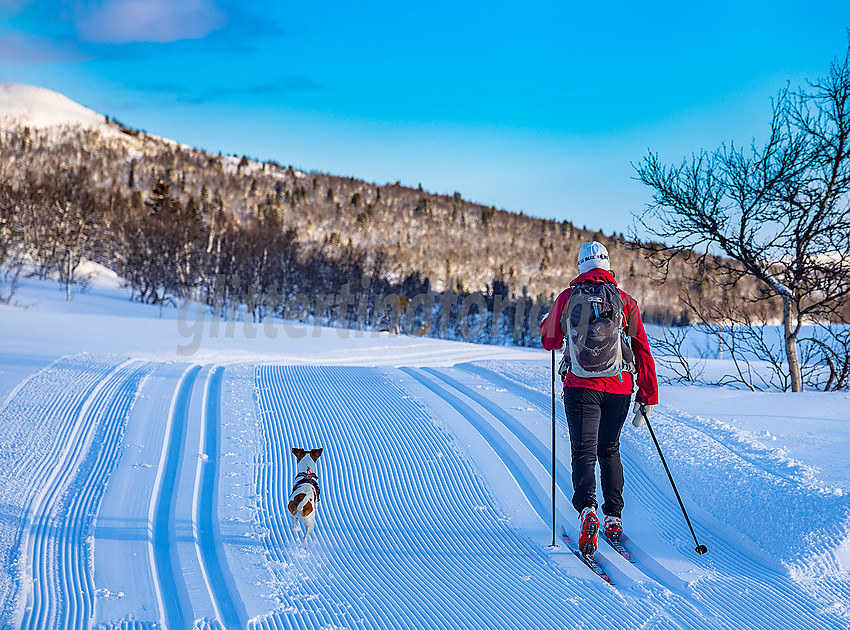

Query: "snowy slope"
left=1, top=273, right=849, bottom=629
left=0, top=83, right=108, bottom=130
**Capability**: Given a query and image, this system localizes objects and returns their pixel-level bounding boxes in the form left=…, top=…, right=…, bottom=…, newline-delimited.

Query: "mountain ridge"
left=0, top=82, right=747, bottom=333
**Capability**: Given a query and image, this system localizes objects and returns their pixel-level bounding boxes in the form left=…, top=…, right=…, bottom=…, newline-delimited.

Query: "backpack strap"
left=293, top=471, right=321, bottom=502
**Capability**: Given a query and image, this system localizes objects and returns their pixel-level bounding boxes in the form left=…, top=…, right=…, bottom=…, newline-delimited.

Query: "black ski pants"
left=563, top=387, right=631, bottom=517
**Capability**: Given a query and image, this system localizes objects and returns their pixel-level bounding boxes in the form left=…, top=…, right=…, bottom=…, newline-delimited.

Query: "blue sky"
left=2, top=1, right=850, bottom=234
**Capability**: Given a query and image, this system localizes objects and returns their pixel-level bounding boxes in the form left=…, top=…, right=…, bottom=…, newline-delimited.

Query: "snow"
left=74, top=260, right=126, bottom=292
left=0, top=82, right=190, bottom=151
left=0, top=83, right=108, bottom=131
left=1, top=269, right=849, bottom=629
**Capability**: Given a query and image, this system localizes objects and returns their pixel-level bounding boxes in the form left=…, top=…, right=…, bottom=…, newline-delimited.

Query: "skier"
left=540, top=241, right=658, bottom=556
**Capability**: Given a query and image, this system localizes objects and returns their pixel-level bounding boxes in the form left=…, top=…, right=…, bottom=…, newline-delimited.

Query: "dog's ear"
left=310, top=448, right=323, bottom=460
left=291, top=447, right=306, bottom=460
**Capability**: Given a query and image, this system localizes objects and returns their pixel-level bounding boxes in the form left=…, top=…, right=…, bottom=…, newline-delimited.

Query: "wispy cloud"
left=76, top=0, right=226, bottom=44
left=0, top=0, right=35, bottom=11
left=138, top=78, right=323, bottom=105
left=203, top=4, right=285, bottom=52
left=0, top=31, right=85, bottom=63
left=203, top=79, right=324, bottom=99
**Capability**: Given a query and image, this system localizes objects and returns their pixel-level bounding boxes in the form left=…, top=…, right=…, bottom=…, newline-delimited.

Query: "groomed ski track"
left=1, top=359, right=250, bottom=630
left=252, top=365, right=653, bottom=630
left=1, top=355, right=848, bottom=628
left=251, top=365, right=848, bottom=630
left=92, top=362, right=249, bottom=630
left=450, top=363, right=850, bottom=629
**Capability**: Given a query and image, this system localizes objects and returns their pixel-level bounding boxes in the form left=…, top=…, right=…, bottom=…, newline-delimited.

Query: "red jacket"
left=540, top=269, right=658, bottom=405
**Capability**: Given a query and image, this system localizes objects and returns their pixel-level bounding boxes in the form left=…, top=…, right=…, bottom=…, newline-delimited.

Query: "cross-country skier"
left=540, top=241, right=658, bottom=556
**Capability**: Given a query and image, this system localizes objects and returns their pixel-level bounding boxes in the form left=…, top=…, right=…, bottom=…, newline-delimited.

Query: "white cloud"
left=77, top=0, right=226, bottom=44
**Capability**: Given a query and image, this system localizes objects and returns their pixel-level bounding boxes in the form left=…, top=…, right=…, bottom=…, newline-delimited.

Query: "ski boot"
left=603, top=515, right=623, bottom=541
left=578, top=507, right=599, bottom=556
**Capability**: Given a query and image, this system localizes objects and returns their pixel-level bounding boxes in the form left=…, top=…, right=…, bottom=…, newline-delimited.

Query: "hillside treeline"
left=0, top=121, right=759, bottom=345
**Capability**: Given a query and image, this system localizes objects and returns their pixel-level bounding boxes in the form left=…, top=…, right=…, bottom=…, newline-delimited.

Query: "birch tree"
left=635, top=46, right=850, bottom=391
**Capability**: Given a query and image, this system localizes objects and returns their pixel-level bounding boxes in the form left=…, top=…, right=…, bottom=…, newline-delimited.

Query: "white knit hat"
left=577, top=241, right=611, bottom=273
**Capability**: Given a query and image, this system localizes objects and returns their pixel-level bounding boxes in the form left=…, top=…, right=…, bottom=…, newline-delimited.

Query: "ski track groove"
left=148, top=363, right=201, bottom=630
left=19, top=359, right=151, bottom=630
left=58, top=362, right=151, bottom=630
left=193, top=365, right=249, bottom=629
left=457, top=362, right=850, bottom=630
left=0, top=357, right=113, bottom=625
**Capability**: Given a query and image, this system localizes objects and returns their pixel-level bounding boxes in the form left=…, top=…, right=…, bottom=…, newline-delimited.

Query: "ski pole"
left=641, top=409, right=708, bottom=555
left=550, top=350, right=557, bottom=548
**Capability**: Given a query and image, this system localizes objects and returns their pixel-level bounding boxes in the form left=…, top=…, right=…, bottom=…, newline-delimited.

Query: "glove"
left=632, top=402, right=655, bottom=427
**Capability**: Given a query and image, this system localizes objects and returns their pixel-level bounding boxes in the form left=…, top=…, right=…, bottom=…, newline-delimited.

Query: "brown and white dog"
left=287, top=448, right=323, bottom=543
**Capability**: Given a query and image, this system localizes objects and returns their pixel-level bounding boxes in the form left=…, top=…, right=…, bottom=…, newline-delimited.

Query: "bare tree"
left=0, top=181, right=22, bottom=302
left=800, top=325, right=850, bottom=391
left=51, top=166, right=100, bottom=301
left=635, top=46, right=850, bottom=391
left=647, top=325, right=705, bottom=384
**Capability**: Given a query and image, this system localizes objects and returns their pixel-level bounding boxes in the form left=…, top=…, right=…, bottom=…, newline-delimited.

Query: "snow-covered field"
left=1, top=270, right=849, bottom=629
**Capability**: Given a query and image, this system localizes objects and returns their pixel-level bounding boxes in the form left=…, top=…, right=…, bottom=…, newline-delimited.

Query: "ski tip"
left=695, top=544, right=708, bottom=555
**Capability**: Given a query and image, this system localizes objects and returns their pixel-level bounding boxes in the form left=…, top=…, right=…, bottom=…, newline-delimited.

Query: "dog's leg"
left=289, top=492, right=306, bottom=536
left=302, top=512, right=315, bottom=544
left=296, top=491, right=317, bottom=544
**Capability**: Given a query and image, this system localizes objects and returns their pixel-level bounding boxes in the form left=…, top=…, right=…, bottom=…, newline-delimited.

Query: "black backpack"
left=559, top=282, right=635, bottom=379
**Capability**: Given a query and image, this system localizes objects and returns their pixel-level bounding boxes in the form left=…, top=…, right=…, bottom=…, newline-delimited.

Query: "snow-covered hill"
left=1, top=270, right=849, bottom=629
left=0, top=82, right=108, bottom=130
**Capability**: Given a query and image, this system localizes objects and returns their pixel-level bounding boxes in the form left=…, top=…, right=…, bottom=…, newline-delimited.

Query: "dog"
left=287, top=447, right=323, bottom=543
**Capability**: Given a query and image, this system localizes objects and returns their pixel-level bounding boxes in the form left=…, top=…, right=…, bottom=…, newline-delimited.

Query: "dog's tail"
left=297, top=492, right=314, bottom=517
left=288, top=490, right=315, bottom=517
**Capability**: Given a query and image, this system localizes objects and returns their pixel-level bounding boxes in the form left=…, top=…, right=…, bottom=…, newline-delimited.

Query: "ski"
left=560, top=525, right=613, bottom=584
left=602, top=533, right=635, bottom=563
